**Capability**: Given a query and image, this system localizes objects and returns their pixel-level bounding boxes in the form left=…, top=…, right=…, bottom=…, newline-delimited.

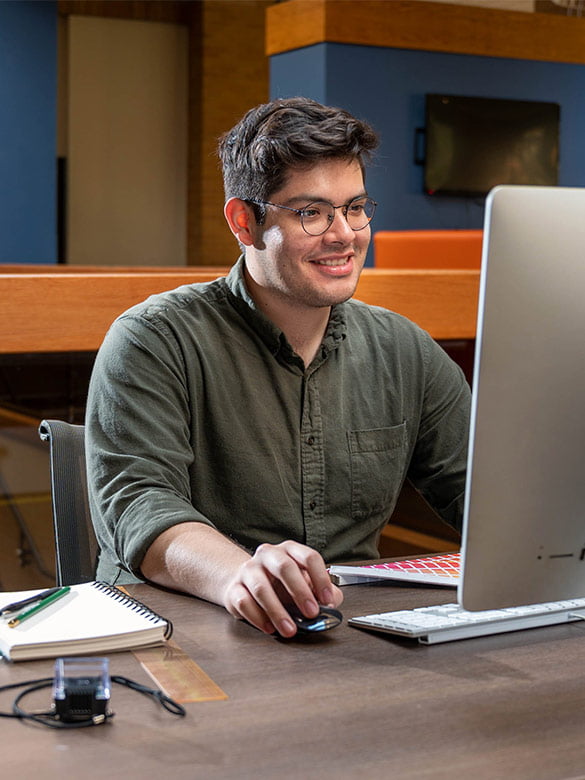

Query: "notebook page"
left=0, top=582, right=169, bottom=660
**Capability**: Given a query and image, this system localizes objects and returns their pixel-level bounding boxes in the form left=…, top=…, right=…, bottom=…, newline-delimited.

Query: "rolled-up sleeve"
left=86, top=312, right=216, bottom=581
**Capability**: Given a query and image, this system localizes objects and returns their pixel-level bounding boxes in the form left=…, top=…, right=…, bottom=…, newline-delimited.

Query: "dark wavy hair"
left=218, top=97, right=379, bottom=222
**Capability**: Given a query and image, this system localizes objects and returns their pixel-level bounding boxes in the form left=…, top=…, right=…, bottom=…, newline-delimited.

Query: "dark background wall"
left=270, top=42, right=585, bottom=264
left=0, top=1, right=57, bottom=264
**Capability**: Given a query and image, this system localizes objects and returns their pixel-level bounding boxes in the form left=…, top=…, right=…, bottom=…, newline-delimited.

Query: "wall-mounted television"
left=423, top=94, right=560, bottom=197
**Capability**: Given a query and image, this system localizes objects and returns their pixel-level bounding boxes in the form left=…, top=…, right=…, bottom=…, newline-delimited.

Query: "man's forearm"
left=141, top=521, right=251, bottom=607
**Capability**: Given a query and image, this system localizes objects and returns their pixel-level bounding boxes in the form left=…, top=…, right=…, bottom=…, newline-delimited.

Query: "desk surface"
left=2, top=581, right=584, bottom=780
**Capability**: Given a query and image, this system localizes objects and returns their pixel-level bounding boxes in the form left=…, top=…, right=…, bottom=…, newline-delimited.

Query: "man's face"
left=245, top=158, right=371, bottom=311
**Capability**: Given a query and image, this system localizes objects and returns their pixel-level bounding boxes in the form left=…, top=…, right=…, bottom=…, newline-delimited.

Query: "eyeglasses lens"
left=301, top=198, right=376, bottom=235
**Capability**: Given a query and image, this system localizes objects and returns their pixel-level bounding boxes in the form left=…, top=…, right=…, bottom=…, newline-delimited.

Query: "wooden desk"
left=2, top=581, right=585, bottom=779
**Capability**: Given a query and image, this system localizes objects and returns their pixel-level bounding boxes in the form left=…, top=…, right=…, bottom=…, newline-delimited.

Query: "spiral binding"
left=92, top=582, right=173, bottom=640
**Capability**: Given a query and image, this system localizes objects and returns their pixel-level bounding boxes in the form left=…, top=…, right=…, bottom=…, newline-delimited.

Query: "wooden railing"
left=0, top=265, right=479, bottom=353
left=1, top=263, right=478, bottom=555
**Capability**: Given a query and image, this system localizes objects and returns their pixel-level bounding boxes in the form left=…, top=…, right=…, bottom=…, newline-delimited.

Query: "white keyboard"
left=349, top=599, right=585, bottom=644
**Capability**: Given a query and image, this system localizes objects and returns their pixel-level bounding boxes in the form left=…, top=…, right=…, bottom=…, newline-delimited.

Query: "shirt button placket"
left=300, top=375, right=325, bottom=549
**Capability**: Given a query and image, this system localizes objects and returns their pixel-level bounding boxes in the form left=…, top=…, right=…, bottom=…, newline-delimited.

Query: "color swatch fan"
left=329, top=553, right=460, bottom=587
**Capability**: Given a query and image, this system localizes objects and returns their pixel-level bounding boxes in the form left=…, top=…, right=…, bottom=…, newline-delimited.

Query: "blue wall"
left=0, top=1, right=57, bottom=264
left=271, top=43, right=585, bottom=264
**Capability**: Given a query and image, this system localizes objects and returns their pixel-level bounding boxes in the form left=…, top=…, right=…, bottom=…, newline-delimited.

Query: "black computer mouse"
left=287, top=605, right=343, bottom=634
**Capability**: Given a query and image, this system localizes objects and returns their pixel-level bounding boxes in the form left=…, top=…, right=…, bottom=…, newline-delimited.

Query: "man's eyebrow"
left=283, top=191, right=368, bottom=206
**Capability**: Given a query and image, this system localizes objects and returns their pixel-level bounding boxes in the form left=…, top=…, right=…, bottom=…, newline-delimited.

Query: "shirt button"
left=309, top=501, right=317, bottom=510
left=306, top=436, right=315, bottom=446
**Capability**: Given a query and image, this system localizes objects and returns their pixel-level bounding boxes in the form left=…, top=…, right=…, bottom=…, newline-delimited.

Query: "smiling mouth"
left=312, top=256, right=351, bottom=267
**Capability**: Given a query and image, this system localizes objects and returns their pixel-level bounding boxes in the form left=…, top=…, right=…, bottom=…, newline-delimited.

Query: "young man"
left=86, top=97, right=470, bottom=638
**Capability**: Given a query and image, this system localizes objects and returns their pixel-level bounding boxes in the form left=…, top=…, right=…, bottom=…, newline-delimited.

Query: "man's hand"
left=142, top=525, right=343, bottom=639
left=223, top=540, right=343, bottom=638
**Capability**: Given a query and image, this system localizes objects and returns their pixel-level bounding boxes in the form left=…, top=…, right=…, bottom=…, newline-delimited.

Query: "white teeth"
left=315, top=258, right=347, bottom=266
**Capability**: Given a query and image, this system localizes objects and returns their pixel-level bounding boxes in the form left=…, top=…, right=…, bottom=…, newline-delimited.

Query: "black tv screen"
left=424, top=94, right=560, bottom=196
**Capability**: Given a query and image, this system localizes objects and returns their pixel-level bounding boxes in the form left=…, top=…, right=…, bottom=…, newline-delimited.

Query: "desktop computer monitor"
left=459, top=185, right=585, bottom=611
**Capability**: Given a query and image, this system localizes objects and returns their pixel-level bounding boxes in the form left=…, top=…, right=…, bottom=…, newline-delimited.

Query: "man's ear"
left=224, top=198, right=257, bottom=247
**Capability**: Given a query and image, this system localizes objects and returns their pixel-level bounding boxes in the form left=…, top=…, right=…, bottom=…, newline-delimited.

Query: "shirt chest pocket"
left=347, top=424, right=407, bottom=519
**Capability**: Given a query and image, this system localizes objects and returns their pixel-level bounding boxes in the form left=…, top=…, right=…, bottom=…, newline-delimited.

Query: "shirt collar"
left=225, top=255, right=348, bottom=366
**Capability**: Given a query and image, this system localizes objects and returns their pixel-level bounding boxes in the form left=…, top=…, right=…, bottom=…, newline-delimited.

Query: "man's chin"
left=308, top=281, right=361, bottom=308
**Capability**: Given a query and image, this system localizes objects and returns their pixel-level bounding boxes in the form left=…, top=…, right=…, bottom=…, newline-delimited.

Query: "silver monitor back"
left=459, top=185, right=585, bottom=611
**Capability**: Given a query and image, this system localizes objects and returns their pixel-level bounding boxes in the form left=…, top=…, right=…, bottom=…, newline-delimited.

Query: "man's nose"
left=324, top=208, right=356, bottom=242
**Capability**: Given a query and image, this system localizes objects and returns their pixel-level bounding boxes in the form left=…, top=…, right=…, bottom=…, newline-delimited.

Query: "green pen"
left=7, top=586, right=71, bottom=628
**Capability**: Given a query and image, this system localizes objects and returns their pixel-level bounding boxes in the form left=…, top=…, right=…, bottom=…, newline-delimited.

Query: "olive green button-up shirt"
left=86, top=258, right=470, bottom=585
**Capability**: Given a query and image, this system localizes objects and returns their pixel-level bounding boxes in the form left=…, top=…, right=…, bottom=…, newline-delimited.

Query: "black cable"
left=0, top=676, right=53, bottom=702
left=111, top=675, right=186, bottom=717
left=0, top=674, right=186, bottom=728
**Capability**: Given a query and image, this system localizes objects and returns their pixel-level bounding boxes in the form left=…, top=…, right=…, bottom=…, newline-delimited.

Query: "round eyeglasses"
left=246, top=196, right=377, bottom=236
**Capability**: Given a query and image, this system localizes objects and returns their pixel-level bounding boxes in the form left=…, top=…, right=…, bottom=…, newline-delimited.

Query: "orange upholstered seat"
left=374, top=229, right=483, bottom=269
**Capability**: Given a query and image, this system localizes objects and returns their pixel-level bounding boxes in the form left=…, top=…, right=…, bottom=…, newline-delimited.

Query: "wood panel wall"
left=267, top=0, right=585, bottom=64
left=194, top=1, right=271, bottom=268
left=58, top=0, right=270, bottom=267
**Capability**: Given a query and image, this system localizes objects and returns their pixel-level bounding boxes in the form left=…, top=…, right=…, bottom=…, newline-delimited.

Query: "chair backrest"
left=373, top=229, right=483, bottom=269
left=38, top=419, right=98, bottom=585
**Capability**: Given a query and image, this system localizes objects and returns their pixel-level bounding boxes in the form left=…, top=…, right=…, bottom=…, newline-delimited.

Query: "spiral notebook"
left=0, top=582, right=172, bottom=662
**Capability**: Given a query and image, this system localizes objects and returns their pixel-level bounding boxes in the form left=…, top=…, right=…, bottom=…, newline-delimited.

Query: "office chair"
left=38, top=419, right=98, bottom=585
